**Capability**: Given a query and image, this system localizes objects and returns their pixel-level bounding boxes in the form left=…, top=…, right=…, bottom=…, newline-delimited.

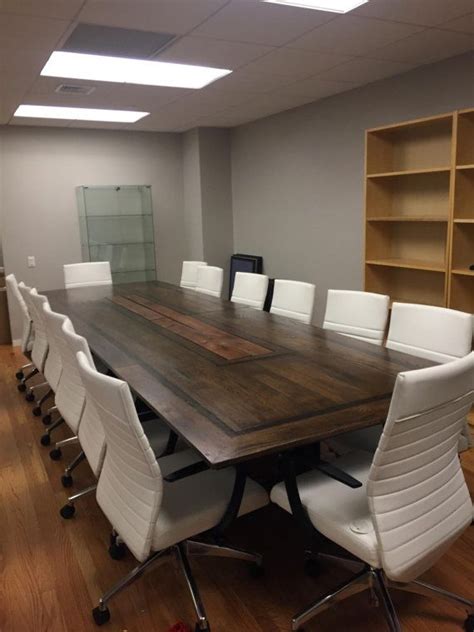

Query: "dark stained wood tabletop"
left=46, top=281, right=433, bottom=468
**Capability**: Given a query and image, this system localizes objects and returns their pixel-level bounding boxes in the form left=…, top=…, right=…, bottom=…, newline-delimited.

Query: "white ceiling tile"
left=9, top=117, right=72, bottom=127
left=371, top=28, right=474, bottom=65
left=0, top=13, right=69, bottom=49
left=438, top=13, right=474, bottom=35
left=131, top=110, right=198, bottom=131
left=0, top=0, right=84, bottom=20
left=278, top=76, right=359, bottom=99
left=317, top=57, right=415, bottom=83
left=78, top=0, right=230, bottom=35
left=354, top=0, right=474, bottom=27
left=193, top=0, right=337, bottom=46
left=208, top=67, right=297, bottom=93
left=242, top=48, right=353, bottom=79
left=156, top=35, right=273, bottom=69
left=289, top=15, right=424, bottom=56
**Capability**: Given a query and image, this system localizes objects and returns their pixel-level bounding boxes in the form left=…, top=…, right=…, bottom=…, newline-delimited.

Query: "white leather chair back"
left=28, top=296, right=61, bottom=393
left=180, top=261, right=207, bottom=290
left=387, top=303, right=472, bottom=363
left=323, top=290, right=390, bottom=346
left=61, top=323, right=105, bottom=478
left=195, top=266, right=224, bottom=298
left=42, top=310, right=85, bottom=433
left=76, top=351, right=163, bottom=563
left=270, top=280, right=315, bottom=324
left=21, top=287, right=48, bottom=372
left=6, top=274, right=32, bottom=353
left=368, top=353, right=474, bottom=583
left=231, top=272, right=269, bottom=310
left=63, top=262, right=112, bottom=289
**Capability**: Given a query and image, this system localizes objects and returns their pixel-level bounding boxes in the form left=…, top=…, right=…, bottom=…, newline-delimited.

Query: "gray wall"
left=0, top=125, right=184, bottom=340
left=231, top=52, right=474, bottom=323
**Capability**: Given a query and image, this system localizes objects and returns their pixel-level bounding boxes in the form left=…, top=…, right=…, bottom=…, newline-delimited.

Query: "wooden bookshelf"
left=449, top=108, right=474, bottom=313
left=364, top=111, right=473, bottom=313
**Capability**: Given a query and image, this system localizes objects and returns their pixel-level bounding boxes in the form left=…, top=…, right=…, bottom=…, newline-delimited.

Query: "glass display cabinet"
left=77, top=185, right=156, bottom=284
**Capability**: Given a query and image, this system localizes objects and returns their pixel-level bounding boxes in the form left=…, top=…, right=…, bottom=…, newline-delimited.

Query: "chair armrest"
left=164, top=461, right=210, bottom=482
left=315, top=460, right=362, bottom=488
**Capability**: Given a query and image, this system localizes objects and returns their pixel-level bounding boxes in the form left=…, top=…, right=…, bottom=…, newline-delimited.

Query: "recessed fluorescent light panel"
left=14, top=105, right=149, bottom=123
left=41, top=51, right=232, bottom=89
left=263, top=0, right=368, bottom=13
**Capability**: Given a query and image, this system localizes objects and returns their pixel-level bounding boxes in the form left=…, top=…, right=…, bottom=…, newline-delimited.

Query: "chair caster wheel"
left=17, top=382, right=26, bottom=392
left=61, top=474, right=73, bottom=488
left=33, top=406, right=42, bottom=417
left=16, top=371, right=24, bottom=380
left=195, top=624, right=210, bottom=632
left=40, top=434, right=51, bottom=446
left=465, top=614, right=474, bottom=632
left=108, top=542, right=127, bottom=560
left=92, top=606, right=110, bottom=626
left=60, top=504, right=75, bottom=519
left=25, top=392, right=35, bottom=402
left=249, top=562, right=264, bottom=578
left=49, top=448, right=62, bottom=461
left=304, top=558, right=320, bottom=578
left=42, top=414, right=52, bottom=426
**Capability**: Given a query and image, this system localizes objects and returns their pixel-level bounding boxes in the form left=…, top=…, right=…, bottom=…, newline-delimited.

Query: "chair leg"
left=388, top=578, right=474, bottom=612
left=16, top=362, right=33, bottom=380
left=373, top=570, right=402, bottom=632
left=175, top=543, right=210, bottom=631
left=28, top=381, right=48, bottom=394
left=60, top=484, right=97, bottom=519
left=40, top=417, right=64, bottom=446
left=17, top=367, right=38, bottom=391
left=36, top=388, right=53, bottom=407
left=291, top=570, right=371, bottom=631
left=54, top=436, right=79, bottom=450
left=92, top=548, right=172, bottom=624
left=64, top=450, right=86, bottom=476
left=186, top=539, right=263, bottom=568
left=311, top=550, right=366, bottom=574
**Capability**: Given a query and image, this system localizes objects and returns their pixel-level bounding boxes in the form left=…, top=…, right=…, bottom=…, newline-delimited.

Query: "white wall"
left=231, top=52, right=474, bottom=323
left=0, top=125, right=185, bottom=339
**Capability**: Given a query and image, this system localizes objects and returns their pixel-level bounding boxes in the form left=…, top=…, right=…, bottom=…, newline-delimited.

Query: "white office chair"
left=231, top=272, right=269, bottom=310
left=63, top=262, right=112, bottom=289
left=323, top=290, right=390, bottom=346
left=195, top=265, right=224, bottom=298
left=270, top=279, right=315, bottom=324
left=76, top=351, right=269, bottom=630
left=271, top=353, right=474, bottom=632
left=16, top=285, right=49, bottom=404
left=180, top=261, right=207, bottom=290
left=340, top=302, right=473, bottom=453
left=57, top=321, right=175, bottom=521
left=6, top=273, right=34, bottom=383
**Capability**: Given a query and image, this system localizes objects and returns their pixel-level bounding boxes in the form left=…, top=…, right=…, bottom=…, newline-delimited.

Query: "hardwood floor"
left=1, top=344, right=473, bottom=632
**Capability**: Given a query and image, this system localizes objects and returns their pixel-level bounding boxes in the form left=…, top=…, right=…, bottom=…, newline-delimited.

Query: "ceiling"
left=0, top=0, right=473, bottom=132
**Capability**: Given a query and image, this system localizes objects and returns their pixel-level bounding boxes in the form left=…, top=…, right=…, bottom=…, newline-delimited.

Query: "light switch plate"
left=27, top=256, right=36, bottom=268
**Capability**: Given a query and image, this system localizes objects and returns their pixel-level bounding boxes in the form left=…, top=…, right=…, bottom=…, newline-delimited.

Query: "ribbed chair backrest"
left=76, top=351, right=163, bottom=562
left=323, top=290, right=390, bottom=346
left=231, top=272, right=269, bottom=310
left=64, top=262, right=112, bottom=289
left=180, top=261, right=207, bottom=289
left=270, top=279, right=315, bottom=324
left=22, top=287, right=49, bottom=372
left=60, top=323, right=105, bottom=478
left=28, top=295, right=61, bottom=393
left=368, top=353, right=474, bottom=583
left=195, top=265, right=224, bottom=298
left=387, top=303, right=472, bottom=363
left=6, top=274, right=32, bottom=353
left=42, top=310, right=85, bottom=434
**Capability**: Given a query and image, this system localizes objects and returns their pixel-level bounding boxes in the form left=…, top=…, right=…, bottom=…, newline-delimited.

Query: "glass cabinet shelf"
left=77, top=185, right=156, bottom=284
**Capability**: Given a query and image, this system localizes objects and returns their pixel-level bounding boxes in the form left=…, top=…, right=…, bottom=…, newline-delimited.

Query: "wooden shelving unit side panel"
left=456, top=109, right=474, bottom=167
left=366, top=115, right=454, bottom=175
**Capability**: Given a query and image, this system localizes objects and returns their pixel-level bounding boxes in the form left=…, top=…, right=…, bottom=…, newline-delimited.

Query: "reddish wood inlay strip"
left=111, top=295, right=272, bottom=361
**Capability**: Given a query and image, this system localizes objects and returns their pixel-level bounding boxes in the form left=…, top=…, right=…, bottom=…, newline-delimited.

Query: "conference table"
left=46, top=280, right=432, bottom=470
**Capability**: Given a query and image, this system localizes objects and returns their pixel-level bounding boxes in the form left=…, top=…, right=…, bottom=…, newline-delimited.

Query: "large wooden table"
left=46, top=281, right=431, bottom=469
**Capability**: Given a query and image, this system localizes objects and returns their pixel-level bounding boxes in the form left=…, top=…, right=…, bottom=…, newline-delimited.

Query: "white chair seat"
left=152, top=449, right=269, bottom=552
left=271, top=451, right=381, bottom=568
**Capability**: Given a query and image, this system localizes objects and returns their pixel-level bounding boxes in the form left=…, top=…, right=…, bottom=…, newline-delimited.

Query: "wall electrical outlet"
left=27, top=256, right=36, bottom=268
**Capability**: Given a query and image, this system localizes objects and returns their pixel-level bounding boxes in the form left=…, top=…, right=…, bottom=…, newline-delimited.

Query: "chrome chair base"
left=92, top=538, right=263, bottom=629
left=293, top=552, right=474, bottom=632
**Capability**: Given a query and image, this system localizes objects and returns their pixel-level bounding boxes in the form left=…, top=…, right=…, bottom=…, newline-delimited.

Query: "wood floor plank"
left=0, top=345, right=473, bottom=632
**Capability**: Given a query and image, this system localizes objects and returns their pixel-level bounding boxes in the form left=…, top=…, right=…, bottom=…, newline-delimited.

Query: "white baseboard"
left=12, top=339, right=22, bottom=347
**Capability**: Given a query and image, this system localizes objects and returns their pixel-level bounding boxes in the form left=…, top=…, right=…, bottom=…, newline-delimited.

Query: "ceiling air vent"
left=55, top=84, right=96, bottom=95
